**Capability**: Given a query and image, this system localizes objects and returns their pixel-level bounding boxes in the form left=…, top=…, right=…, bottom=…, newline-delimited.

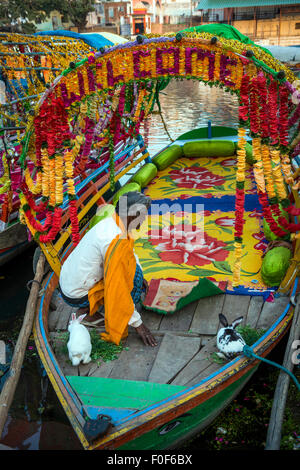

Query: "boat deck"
left=48, top=291, right=289, bottom=388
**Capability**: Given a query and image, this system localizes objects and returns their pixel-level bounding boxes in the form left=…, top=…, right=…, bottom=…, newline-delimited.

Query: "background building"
left=195, top=0, right=300, bottom=45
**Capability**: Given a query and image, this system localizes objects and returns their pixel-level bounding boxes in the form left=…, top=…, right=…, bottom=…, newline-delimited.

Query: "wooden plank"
left=148, top=333, right=201, bottom=384
left=221, top=295, right=251, bottom=324
left=190, top=294, right=225, bottom=336
left=55, top=302, right=73, bottom=331
left=185, top=361, right=222, bottom=388
left=246, top=296, right=264, bottom=328
left=48, top=308, right=61, bottom=332
left=87, top=361, right=116, bottom=379
left=108, top=334, right=163, bottom=382
left=0, top=222, right=28, bottom=249
left=171, top=336, right=218, bottom=386
left=48, top=295, right=72, bottom=332
left=140, top=307, right=162, bottom=331
left=256, top=296, right=289, bottom=330
left=159, top=301, right=198, bottom=332
left=265, top=299, right=300, bottom=450
left=49, top=288, right=61, bottom=311
left=56, top=351, right=78, bottom=377
left=49, top=332, right=77, bottom=377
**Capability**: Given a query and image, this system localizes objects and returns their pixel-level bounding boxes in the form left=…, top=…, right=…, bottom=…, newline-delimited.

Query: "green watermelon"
left=261, top=246, right=291, bottom=287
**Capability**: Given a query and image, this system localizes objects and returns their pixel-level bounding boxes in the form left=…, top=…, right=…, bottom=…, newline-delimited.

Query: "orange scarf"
left=88, top=213, right=137, bottom=345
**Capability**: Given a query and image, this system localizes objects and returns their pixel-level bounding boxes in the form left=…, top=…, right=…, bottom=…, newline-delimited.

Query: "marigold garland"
left=0, top=152, right=11, bottom=196
left=13, top=32, right=300, bottom=276
left=233, top=126, right=247, bottom=287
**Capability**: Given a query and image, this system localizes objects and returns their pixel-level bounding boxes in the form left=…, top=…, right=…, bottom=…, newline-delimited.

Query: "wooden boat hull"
left=32, top=125, right=299, bottom=450
left=0, top=222, right=31, bottom=266
left=12, top=27, right=300, bottom=450
left=34, top=238, right=296, bottom=450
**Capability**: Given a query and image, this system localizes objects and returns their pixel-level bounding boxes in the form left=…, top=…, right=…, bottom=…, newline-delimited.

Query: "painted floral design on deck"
left=144, top=156, right=255, bottom=200
left=168, top=166, right=226, bottom=190
left=148, top=223, right=230, bottom=267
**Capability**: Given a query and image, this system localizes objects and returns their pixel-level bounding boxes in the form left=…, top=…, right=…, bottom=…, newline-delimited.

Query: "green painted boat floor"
left=66, top=376, right=186, bottom=410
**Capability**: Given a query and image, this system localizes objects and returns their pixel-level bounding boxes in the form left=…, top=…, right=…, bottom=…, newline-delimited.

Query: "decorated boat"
left=17, top=26, right=300, bottom=449
left=0, top=31, right=126, bottom=266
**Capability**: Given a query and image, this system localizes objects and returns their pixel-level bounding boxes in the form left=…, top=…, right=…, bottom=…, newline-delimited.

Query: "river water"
left=0, top=80, right=294, bottom=450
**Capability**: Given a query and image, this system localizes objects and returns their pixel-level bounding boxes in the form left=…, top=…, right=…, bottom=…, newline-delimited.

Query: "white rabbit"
left=216, top=314, right=246, bottom=359
left=67, top=313, right=92, bottom=366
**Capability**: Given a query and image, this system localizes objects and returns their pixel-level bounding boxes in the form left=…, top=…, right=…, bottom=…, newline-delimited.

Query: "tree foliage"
left=58, top=0, right=95, bottom=32
left=0, top=0, right=95, bottom=33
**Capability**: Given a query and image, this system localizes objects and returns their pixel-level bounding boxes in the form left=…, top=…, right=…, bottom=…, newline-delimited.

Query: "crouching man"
left=59, top=191, right=157, bottom=347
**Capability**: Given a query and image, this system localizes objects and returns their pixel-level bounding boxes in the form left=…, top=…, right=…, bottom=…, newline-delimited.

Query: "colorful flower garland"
left=18, top=33, right=300, bottom=273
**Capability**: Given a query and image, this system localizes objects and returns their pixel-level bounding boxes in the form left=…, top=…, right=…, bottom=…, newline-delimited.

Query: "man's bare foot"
left=77, top=310, right=104, bottom=325
left=135, top=323, right=157, bottom=347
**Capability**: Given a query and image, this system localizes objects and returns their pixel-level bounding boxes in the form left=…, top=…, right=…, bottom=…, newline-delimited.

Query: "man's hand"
left=135, top=323, right=157, bottom=347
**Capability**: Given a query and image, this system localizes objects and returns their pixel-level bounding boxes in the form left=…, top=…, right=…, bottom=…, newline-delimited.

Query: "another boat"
left=0, top=31, right=127, bottom=267
left=18, top=28, right=300, bottom=450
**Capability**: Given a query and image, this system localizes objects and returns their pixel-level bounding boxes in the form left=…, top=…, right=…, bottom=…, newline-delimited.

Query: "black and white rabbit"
left=216, top=314, right=246, bottom=359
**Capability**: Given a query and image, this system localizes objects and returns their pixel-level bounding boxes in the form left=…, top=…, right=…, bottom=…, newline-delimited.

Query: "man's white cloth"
left=59, top=216, right=142, bottom=328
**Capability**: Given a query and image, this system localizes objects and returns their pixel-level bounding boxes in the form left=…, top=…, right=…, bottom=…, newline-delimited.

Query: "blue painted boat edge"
left=37, top=272, right=84, bottom=411
left=34, top=127, right=298, bottom=432
left=36, top=270, right=297, bottom=429
left=116, top=281, right=297, bottom=426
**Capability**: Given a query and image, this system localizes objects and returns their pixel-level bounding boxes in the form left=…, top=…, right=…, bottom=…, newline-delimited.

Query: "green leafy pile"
left=56, top=330, right=127, bottom=365
left=89, top=330, right=127, bottom=363
left=236, top=324, right=265, bottom=346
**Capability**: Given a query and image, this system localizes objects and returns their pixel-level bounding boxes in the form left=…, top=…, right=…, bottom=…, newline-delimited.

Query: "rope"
left=154, top=86, right=174, bottom=143
left=243, top=345, right=300, bottom=391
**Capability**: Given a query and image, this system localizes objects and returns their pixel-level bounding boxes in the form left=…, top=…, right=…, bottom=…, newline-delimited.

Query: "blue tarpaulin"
left=35, top=30, right=114, bottom=49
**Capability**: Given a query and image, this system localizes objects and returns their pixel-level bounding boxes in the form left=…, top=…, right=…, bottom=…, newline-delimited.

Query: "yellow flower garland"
left=236, top=127, right=247, bottom=182
left=24, top=168, right=42, bottom=195
left=232, top=242, right=243, bottom=287
left=0, top=153, right=11, bottom=195
left=261, top=144, right=276, bottom=199
left=49, top=158, right=56, bottom=207
left=281, top=153, right=298, bottom=190
left=55, top=154, right=64, bottom=205
left=270, top=148, right=288, bottom=200
left=252, top=137, right=266, bottom=193
left=232, top=126, right=247, bottom=287
left=41, top=148, right=50, bottom=198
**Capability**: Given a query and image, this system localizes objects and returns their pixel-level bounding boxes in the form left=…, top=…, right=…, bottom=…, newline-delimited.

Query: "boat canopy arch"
left=18, top=29, right=300, bottom=286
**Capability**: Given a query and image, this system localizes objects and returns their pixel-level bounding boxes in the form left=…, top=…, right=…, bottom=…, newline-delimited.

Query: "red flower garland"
left=249, top=76, right=260, bottom=135
left=270, top=202, right=300, bottom=233
left=234, top=188, right=245, bottom=239
left=39, top=207, right=63, bottom=243
left=68, top=199, right=80, bottom=246
left=257, top=73, right=269, bottom=139
left=238, top=74, right=250, bottom=122
left=258, top=192, right=288, bottom=238
left=21, top=182, right=48, bottom=213
left=279, top=84, right=290, bottom=147
left=267, top=79, right=279, bottom=145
